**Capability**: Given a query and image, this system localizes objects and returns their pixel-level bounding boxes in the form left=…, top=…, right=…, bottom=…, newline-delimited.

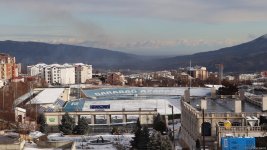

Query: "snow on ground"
left=29, top=131, right=45, bottom=139
left=24, top=133, right=133, bottom=150
left=47, top=133, right=134, bottom=150
left=76, top=143, right=116, bottom=150
left=24, top=142, right=63, bottom=150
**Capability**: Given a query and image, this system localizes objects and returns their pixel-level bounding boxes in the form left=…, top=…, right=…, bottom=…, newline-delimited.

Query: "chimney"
left=262, top=96, right=267, bottom=111
left=184, top=88, right=190, bottom=103
left=201, top=99, right=207, bottom=110
left=211, top=86, right=216, bottom=99
left=235, top=99, right=242, bottom=113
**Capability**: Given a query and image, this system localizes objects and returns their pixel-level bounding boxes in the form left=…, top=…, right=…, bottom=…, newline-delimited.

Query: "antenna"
left=189, top=60, right=192, bottom=89
left=215, top=64, right=224, bottom=84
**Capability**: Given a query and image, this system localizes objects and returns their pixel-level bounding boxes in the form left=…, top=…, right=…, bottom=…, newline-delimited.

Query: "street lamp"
left=168, top=104, right=175, bottom=149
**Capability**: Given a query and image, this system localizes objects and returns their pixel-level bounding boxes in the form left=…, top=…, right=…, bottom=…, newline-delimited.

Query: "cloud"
left=0, top=0, right=265, bottom=55
left=0, top=0, right=110, bottom=42
left=2, top=0, right=267, bottom=23
left=47, top=37, right=242, bottom=54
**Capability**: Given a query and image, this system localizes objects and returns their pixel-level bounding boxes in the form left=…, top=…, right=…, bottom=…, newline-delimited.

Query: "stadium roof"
left=29, top=88, right=64, bottom=104
left=64, top=96, right=181, bottom=115
left=82, top=87, right=211, bottom=98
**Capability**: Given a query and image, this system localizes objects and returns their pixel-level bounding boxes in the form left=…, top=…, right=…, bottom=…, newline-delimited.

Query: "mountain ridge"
left=0, top=35, right=267, bottom=72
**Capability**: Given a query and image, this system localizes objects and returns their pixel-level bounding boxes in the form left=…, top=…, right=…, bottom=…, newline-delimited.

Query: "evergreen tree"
left=149, top=131, right=172, bottom=150
left=153, top=114, right=167, bottom=134
left=73, top=117, right=89, bottom=135
left=136, top=117, right=142, bottom=129
left=131, top=127, right=141, bottom=149
left=37, top=113, right=48, bottom=134
left=58, top=112, right=75, bottom=135
left=131, top=126, right=150, bottom=150
left=138, top=126, right=150, bottom=149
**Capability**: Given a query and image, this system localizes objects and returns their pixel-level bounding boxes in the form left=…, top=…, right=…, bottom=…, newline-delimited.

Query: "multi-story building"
left=74, top=63, right=93, bottom=84
left=261, top=71, right=267, bottom=78
left=239, top=73, right=258, bottom=81
left=180, top=88, right=267, bottom=149
left=153, top=70, right=174, bottom=79
left=27, top=63, right=47, bottom=77
left=27, top=63, right=92, bottom=85
left=187, top=66, right=208, bottom=80
left=42, top=64, right=75, bottom=85
left=0, top=53, right=19, bottom=80
left=107, top=72, right=126, bottom=86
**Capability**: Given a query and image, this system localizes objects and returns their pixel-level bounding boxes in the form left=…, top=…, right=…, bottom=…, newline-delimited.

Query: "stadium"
left=37, top=87, right=211, bottom=132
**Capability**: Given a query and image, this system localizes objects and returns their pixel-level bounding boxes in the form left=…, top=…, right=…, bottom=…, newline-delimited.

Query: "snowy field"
left=24, top=133, right=134, bottom=150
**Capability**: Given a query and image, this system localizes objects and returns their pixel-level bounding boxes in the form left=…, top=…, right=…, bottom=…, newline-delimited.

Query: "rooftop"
left=190, top=98, right=261, bottom=113
left=82, top=87, right=211, bottom=98
left=29, top=88, right=64, bottom=104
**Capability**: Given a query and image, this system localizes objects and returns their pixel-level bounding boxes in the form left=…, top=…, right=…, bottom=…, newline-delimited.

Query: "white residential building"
left=239, top=74, right=258, bottom=81
left=27, top=63, right=92, bottom=85
left=59, top=64, right=75, bottom=85
left=74, top=63, right=93, bottom=84
left=225, top=75, right=235, bottom=81
left=27, top=63, right=47, bottom=76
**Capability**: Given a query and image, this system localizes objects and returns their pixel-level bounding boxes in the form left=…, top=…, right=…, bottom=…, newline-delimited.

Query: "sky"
left=1, top=0, right=267, bottom=56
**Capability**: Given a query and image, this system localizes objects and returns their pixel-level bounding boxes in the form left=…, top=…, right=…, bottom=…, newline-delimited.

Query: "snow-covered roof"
left=64, top=98, right=181, bottom=115
left=35, top=63, right=47, bottom=67
left=82, top=87, right=211, bottom=97
left=204, top=84, right=223, bottom=90
left=74, top=63, right=85, bottom=66
left=29, top=88, right=64, bottom=104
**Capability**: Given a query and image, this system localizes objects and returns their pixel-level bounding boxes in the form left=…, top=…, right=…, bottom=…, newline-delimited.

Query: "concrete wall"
left=262, top=96, right=267, bottom=111
left=0, top=140, right=25, bottom=150
left=60, top=88, right=70, bottom=101
left=71, top=142, right=76, bottom=150
left=14, top=107, right=26, bottom=123
left=140, top=115, right=154, bottom=124
left=36, top=141, right=73, bottom=149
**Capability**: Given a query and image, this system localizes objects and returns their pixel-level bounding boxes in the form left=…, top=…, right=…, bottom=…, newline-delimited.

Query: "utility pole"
left=168, top=104, right=175, bottom=149
left=202, top=109, right=205, bottom=150
left=189, top=60, right=192, bottom=89
left=2, top=86, right=5, bottom=111
left=215, top=64, right=224, bottom=84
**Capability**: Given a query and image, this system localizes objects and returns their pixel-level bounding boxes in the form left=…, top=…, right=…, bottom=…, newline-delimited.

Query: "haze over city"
left=1, top=0, right=267, bottom=55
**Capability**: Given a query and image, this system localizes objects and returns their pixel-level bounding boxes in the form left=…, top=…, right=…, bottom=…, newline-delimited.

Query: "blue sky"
left=1, top=0, right=267, bottom=55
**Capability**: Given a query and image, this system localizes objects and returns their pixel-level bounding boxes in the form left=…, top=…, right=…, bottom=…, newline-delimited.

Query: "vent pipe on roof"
left=234, top=99, right=242, bottom=113
left=262, top=96, right=267, bottom=111
left=211, top=86, right=216, bottom=99
left=201, top=99, right=207, bottom=110
left=184, top=88, right=190, bottom=103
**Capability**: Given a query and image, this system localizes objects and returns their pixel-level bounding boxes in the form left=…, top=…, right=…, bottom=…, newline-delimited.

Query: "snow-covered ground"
left=24, top=133, right=134, bottom=150
left=48, top=133, right=134, bottom=150
left=24, top=142, right=63, bottom=150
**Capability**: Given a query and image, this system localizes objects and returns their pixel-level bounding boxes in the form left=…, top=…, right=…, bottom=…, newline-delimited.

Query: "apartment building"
left=74, top=63, right=93, bottom=84
left=0, top=53, right=19, bottom=80
left=187, top=66, right=208, bottom=80
left=107, top=72, right=126, bottom=86
left=27, top=63, right=92, bottom=85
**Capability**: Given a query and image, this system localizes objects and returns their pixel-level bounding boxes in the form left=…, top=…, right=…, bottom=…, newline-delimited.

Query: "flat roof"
left=64, top=97, right=181, bottom=115
left=29, top=88, right=64, bottom=104
left=190, top=98, right=261, bottom=113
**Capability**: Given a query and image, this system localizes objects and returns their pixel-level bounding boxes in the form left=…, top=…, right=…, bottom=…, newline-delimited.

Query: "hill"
left=157, top=35, right=267, bottom=72
left=1, top=34, right=267, bottom=72
left=0, top=40, right=152, bottom=70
